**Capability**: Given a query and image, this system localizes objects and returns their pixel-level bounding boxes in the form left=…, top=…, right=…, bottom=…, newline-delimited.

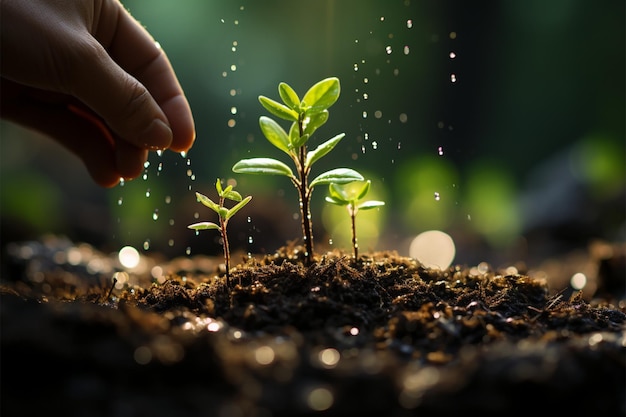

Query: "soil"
left=1, top=234, right=625, bottom=417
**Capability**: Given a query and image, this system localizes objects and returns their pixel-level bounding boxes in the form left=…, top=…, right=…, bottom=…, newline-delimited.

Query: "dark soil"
left=1, top=235, right=625, bottom=417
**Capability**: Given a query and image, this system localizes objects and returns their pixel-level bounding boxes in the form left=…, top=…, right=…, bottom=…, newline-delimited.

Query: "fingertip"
left=161, top=95, right=196, bottom=153
left=115, top=141, right=149, bottom=180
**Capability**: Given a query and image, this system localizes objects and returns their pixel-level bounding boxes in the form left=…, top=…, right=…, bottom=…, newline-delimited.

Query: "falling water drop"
left=434, top=192, right=441, bottom=201
left=450, top=74, right=457, bottom=83
left=117, top=197, right=123, bottom=206
left=156, top=150, right=163, bottom=157
left=407, top=19, right=413, bottom=28
left=165, top=196, right=171, bottom=204
left=145, top=188, right=151, bottom=198
left=362, top=111, right=368, bottom=119
left=152, top=209, right=159, bottom=221
left=449, top=52, right=456, bottom=59
left=385, top=46, right=392, bottom=55
left=185, top=247, right=191, bottom=255
left=143, top=239, right=150, bottom=250
left=372, top=141, right=378, bottom=150
left=438, top=146, right=444, bottom=156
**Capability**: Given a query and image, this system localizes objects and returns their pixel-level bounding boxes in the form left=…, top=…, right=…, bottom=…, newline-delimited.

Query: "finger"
left=88, top=0, right=195, bottom=152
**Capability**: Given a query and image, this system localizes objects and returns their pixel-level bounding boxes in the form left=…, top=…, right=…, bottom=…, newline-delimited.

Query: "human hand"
left=0, top=0, right=196, bottom=187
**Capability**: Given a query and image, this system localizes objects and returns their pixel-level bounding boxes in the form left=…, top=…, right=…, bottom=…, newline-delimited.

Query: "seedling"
left=232, top=77, right=363, bottom=264
left=188, top=178, right=252, bottom=287
left=325, top=180, right=385, bottom=259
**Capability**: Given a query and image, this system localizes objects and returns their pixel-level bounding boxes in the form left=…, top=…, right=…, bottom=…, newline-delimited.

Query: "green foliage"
left=188, top=178, right=251, bottom=287
left=232, top=77, right=363, bottom=264
left=325, top=180, right=385, bottom=259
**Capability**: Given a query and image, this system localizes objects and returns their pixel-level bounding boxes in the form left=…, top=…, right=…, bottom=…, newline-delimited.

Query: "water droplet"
left=362, top=111, right=368, bottom=119
left=449, top=31, right=457, bottom=39
left=434, top=192, right=440, bottom=201
left=397, top=142, right=402, bottom=150
left=117, top=197, right=123, bottom=206
left=230, top=106, right=237, bottom=114
left=450, top=74, right=457, bottom=83
left=142, top=173, right=148, bottom=181
left=156, top=150, right=163, bottom=157
left=353, top=63, right=359, bottom=71
left=143, top=239, right=150, bottom=250
left=248, top=236, right=253, bottom=244
left=180, top=151, right=187, bottom=158
left=247, top=216, right=251, bottom=223
left=363, top=77, right=369, bottom=84
left=144, top=161, right=150, bottom=169
left=372, top=141, right=378, bottom=150
left=145, top=188, right=151, bottom=198
left=403, top=45, right=410, bottom=55
left=119, top=178, right=125, bottom=187
left=361, top=145, right=366, bottom=154
left=362, top=93, right=369, bottom=100
left=385, top=45, right=392, bottom=55
left=449, top=51, right=456, bottom=59
left=152, top=209, right=159, bottom=221
left=185, top=246, right=191, bottom=255
left=438, top=146, right=444, bottom=156
left=407, top=19, right=413, bottom=28
left=165, top=196, right=171, bottom=204
left=168, top=239, right=174, bottom=247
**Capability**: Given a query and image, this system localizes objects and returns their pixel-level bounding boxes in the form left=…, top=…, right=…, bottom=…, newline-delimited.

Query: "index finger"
left=97, top=1, right=196, bottom=152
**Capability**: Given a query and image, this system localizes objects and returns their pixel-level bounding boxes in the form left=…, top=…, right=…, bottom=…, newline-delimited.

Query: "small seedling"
left=325, top=180, right=385, bottom=259
left=188, top=178, right=252, bottom=287
left=232, top=77, right=363, bottom=264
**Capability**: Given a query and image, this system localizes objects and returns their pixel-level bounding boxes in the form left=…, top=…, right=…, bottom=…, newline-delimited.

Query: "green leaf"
left=303, top=110, right=329, bottom=137
left=309, top=168, right=363, bottom=188
left=305, top=133, right=345, bottom=168
left=223, top=189, right=243, bottom=202
left=225, top=195, right=252, bottom=220
left=328, top=182, right=350, bottom=202
left=215, top=178, right=223, bottom=195
left=278, top=82, right=300, bottom=110
left=195, top=192, right=220, bottom=213
left=355, top=180, right=371, bottom=201
left=325, top=195, right=348, bottom=206
left=302, top=77, right=340, bottom=114
left=233, top=158, right=294, bottom=177
left=288, top=122, right=309, bottom=150
left=218, top=207, right=229, bottom=219
left=259, top=116, right=291, bottom=154
left=357, top=200, right=385, bottom=210
left=259, top=96, right=298, bottom=121
left=188, top=221, right=220, bottom=231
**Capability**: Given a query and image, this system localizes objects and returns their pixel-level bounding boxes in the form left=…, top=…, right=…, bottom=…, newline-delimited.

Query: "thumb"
left=69, top=38, right=173, bottom=150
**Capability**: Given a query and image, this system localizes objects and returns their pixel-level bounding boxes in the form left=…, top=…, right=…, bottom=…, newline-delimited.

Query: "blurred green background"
left=1, top=0, right=624, bottom=267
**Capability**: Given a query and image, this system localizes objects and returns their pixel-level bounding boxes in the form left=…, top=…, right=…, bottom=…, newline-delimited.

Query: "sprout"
left=188, top=178, right=252, bottom=287
left=233, top=77, right=363, bottom=264
left=325, top=180, right=385, bottom=259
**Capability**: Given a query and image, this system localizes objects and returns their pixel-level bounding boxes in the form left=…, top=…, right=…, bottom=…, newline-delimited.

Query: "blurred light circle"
left=118, top=246, right=140, bottom=269
left=409, top=230, right=455, bottom=270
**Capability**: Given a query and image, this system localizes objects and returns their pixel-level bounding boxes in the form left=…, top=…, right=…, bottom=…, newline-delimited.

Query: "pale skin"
left=0, top=0, right=196, bottom=187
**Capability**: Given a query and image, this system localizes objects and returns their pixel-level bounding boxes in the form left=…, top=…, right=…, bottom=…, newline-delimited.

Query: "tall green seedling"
left=325, top=180, right=385, bottom=259
left=232, top=77, right=363, bottom=264
left=188, top=178, right=252, bottom=287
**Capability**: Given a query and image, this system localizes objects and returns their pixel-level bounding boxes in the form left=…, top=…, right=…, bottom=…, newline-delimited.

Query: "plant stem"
left=350, top=206, right=358, bottom=259
left=219, top=195, right=232, bottom=288
left=297, top=118, right=314, bottom=265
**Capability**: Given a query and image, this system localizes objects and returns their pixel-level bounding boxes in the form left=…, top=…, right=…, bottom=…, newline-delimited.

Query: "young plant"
left=325, top=180, right=385, bottom=259
left=188, top=178, right=252, bottom=287
left=232, top=77, right=363, bottom=264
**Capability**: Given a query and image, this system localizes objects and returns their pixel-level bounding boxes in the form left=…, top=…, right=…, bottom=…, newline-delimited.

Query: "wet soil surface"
left=1, top=235, right=625, bottom=417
